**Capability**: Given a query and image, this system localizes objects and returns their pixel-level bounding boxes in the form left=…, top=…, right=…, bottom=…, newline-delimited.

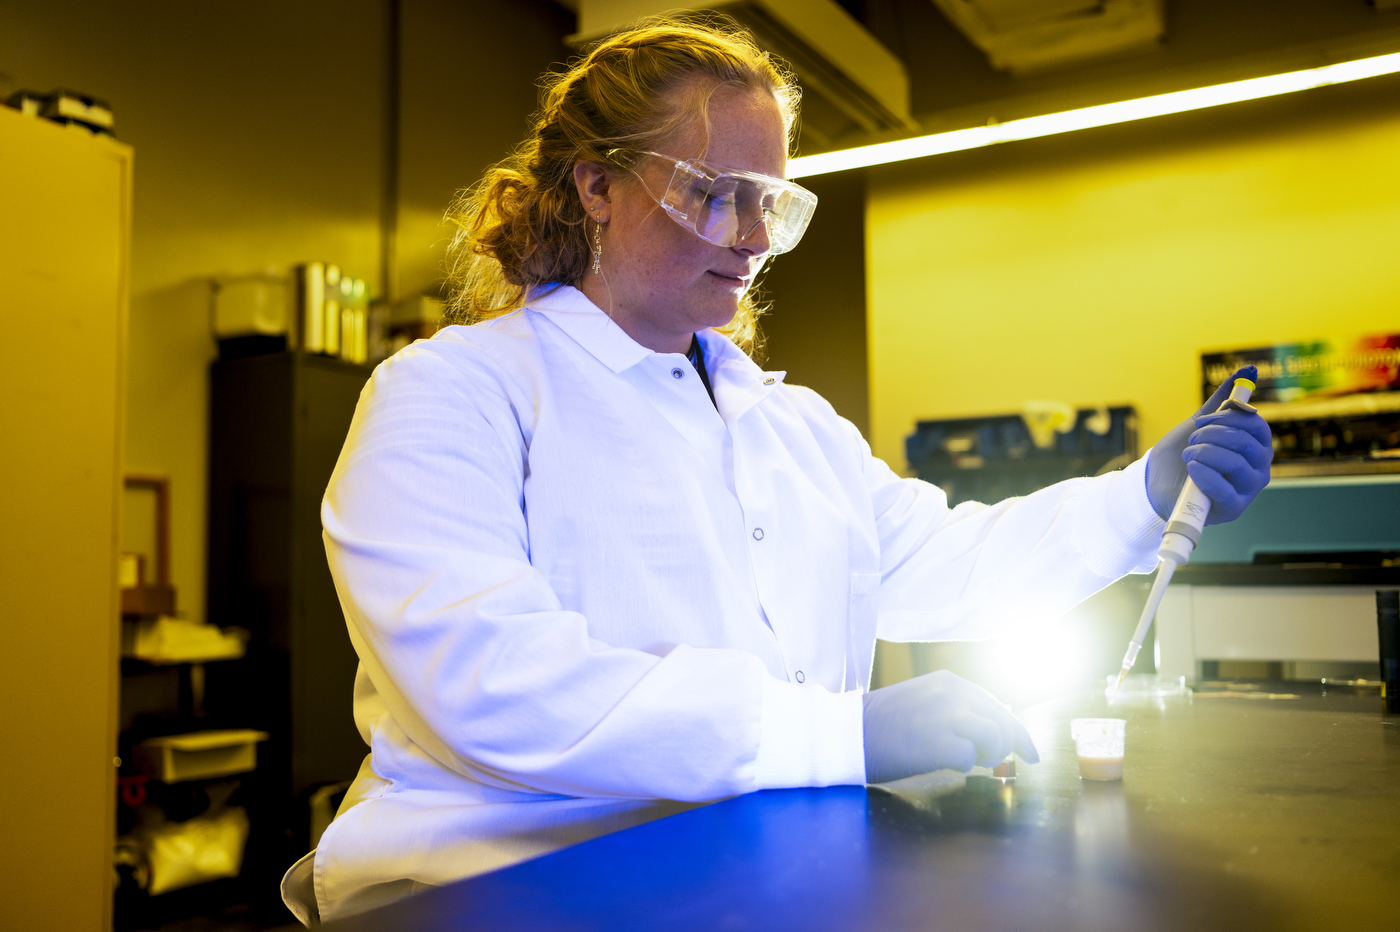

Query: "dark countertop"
left=328, top=683, right=1399, bottom=931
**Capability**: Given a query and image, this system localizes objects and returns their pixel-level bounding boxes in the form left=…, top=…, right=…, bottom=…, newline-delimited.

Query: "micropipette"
left=1109, top=376, right=1258, bottom=698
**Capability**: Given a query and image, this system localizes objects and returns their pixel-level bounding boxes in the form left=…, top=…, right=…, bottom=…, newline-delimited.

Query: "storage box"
left=214, top=275, right=290, bottom=338
left=133, top=730, right=269, bottom=784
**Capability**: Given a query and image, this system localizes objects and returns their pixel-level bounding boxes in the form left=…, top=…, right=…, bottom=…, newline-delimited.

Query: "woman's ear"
left=573, top=161, right=612, bottom=223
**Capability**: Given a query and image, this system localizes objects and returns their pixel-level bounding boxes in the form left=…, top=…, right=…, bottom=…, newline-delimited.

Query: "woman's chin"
left=698, top=302, right=741, bottom=332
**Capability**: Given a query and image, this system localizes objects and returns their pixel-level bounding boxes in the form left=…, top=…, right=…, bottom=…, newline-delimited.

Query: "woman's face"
left=576, top=85, right=787, bottom=355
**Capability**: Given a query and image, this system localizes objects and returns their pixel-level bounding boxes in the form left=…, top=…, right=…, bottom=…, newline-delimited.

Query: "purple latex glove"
left=1146, top=365, right=1273, bottom=525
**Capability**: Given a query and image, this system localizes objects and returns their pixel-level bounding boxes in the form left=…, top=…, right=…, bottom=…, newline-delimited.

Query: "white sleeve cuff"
left=753, top=677, right=865, bottom=789
left=1072, top=453, right=1165, bottom=579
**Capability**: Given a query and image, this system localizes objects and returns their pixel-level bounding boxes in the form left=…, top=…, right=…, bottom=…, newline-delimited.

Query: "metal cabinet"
left=206, top=351, right=371, bottom=878
left=0, top=106, right=133, bottom=929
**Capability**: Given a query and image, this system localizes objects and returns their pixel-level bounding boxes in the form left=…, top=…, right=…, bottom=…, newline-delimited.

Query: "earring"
left=592, top=221, right=602, bottom=274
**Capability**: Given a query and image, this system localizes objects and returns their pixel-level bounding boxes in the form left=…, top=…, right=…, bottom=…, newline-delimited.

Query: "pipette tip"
left=1108, top=665, right=1131, bottom=699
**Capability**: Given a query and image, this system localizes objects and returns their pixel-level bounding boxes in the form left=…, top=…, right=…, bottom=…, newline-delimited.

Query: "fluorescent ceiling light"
left=786, top=51, right=1400, bottom=178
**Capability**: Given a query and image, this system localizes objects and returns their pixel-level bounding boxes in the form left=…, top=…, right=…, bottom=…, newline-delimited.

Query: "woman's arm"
left=855, top=424, right=1164, bottom=643
left=323, top=339, right=864, bottom=801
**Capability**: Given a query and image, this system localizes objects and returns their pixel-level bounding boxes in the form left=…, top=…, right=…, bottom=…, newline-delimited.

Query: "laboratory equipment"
left=1110, top=378, right=1256, bottom=697
left=1380, top=589, right=1399, bottom=713
left=1154, top=484, right=1400, bottom=681
left=1201, top=333, right=1400, bottom=477
left=1070, top=718, right=1126, bottom=781
left=905, top=405, right=1137, bottom=507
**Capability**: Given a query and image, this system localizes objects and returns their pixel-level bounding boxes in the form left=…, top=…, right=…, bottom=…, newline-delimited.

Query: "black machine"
left=904, top=406, right=1138, bottom=507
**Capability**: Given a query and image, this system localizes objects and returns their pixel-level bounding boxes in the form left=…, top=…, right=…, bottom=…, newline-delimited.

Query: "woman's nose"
left=734, top=210, right=773, bottom=257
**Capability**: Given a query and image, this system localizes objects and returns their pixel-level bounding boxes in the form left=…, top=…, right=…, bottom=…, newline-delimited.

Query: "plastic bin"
left=132, top=729, right=269, bottom=783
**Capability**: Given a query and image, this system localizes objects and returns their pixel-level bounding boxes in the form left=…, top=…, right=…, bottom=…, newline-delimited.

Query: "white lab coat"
left=309, top=283, right=1163, bottom=921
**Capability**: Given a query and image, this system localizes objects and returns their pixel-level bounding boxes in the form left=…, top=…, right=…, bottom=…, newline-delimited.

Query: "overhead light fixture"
left=786, top=50, right=1400, bottom=178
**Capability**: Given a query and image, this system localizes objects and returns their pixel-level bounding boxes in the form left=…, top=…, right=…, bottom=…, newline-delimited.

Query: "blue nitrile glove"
left=1146, top=365, right=1273, bottom=525
left=862, top=670, right=1039, bottom=784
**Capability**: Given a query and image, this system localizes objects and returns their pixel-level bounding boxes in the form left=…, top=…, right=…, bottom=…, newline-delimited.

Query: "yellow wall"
left=761, top=172, right=870, bottom=435
left=396, top=0, right=575, bottom=299
left=0, top=0, right=389, bottom=625
left=0, top=0, right=570, bottom=626
left=867, top=74, right=1400, bottom=474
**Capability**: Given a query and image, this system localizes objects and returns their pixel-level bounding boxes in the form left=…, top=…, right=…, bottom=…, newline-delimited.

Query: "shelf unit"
left=206, top=350, right=373, bottom=877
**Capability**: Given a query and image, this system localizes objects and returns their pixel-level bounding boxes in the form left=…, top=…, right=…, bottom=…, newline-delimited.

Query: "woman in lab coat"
left=289, top=16, right=1272, bottom=924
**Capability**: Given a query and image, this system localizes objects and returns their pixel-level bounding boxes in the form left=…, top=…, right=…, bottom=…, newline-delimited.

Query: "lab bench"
left=324, top=684, right=1397, bottom=931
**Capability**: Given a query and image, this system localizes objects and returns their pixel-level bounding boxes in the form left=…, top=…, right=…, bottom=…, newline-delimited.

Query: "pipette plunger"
left=1109, top=378, right=1257, bottom=698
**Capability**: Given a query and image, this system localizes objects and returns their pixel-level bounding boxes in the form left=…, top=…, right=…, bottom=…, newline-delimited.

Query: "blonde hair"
left=441, top=15, right=800, bottom=355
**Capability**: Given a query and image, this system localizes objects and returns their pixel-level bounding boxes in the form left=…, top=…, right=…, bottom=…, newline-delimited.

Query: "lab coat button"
left=795, top=671, right=805, bottom=683
left=671, top=368, right=684, bottom=379
left=763, top=377, right=775, bottom=385
left=752, top=528, right=764, bottom=540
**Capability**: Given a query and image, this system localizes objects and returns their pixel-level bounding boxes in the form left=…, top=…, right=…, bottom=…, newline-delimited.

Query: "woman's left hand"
left=1146, top=365, right=1273, bottom=525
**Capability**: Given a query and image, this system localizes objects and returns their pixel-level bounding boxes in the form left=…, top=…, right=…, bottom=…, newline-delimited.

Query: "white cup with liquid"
left=1070, top=718, right=1126, bottom=781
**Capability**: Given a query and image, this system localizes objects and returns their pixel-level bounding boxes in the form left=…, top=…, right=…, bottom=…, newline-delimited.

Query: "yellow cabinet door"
left=0, top=106, right=132, bottom=931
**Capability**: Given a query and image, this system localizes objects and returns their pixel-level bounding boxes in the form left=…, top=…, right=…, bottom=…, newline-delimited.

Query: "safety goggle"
left=616, top=150, right=818, bottom=255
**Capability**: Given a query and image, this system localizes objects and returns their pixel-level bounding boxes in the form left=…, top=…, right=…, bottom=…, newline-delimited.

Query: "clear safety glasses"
left=618, top=150, right=818, bottom=255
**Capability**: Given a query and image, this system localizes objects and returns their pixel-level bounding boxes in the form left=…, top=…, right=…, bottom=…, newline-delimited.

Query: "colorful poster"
left=1201, top=334, right=1400, bottom=404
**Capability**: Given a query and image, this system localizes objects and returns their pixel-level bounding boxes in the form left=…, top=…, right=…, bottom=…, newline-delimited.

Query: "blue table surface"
left=326, top=685, right=1397, bottom=932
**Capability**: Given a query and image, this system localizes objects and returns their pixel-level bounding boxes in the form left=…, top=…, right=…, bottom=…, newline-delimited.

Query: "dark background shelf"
left=206, top=350, right=371, bottom=893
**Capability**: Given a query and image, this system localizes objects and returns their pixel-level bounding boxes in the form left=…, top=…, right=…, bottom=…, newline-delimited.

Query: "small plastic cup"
left=1070, top=718, right=1126, bottom=781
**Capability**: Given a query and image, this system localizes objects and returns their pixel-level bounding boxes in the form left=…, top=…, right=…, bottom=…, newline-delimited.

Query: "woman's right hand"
left=862, top=670, right=1038, bottom=784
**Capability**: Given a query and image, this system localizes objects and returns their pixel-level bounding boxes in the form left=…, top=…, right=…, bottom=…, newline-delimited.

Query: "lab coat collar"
left=695, top=329, right=787, bottom=425
left=524, top=284, right=651, bottom=374
left=525, top=284, right=786, bottom=421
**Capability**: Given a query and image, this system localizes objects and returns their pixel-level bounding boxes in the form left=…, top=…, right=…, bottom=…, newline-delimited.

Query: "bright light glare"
left=787, top=51, right=1400, bottom=178
left=993, top=618, right=1099, bottom=699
